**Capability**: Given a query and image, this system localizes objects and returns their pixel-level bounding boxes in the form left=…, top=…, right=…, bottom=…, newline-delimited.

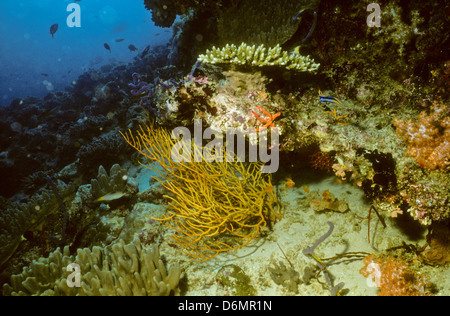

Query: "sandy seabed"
left=131, top=165, right=449, bottom=296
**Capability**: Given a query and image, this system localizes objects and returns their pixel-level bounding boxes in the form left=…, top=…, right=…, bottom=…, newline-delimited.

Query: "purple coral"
left=129, top=72, right=159, bottom=117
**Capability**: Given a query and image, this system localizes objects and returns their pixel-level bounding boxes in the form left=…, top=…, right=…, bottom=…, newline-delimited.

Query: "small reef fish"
left=128, top=44, right=138, bottom=52
left=38, top=104, right=62, bottom=119
left=104, top=43, right=111, bottom=53
left=318, top=89, right=342, bottom=105
left=96, top=192, right=125, bottom=202
left=115, top=38, right=125, bottom=42
left=50, top=23, right=58, bottom=38
left=282, top=177, right=295, bottom=190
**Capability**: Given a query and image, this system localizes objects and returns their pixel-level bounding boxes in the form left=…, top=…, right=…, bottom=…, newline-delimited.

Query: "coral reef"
left=3, top=238, right=180, bottom=296
left=360, top=254, right=432, bottom=296
left=76, top=130, right=134, bottom=177
left=393, top=102, right=450, bottom=171
left=1, top=0, right=449, bottom=296
left=90, top=164, right=139, bottom=203
left=198, top=43, right=319, bottom=72
left=0, top=181, right=75, bottom=268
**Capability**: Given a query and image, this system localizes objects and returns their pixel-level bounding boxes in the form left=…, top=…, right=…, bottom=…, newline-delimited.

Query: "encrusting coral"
left=120, top=123, right=282, bottom=261
left=198, top=43, right=319, bottom=72
left=393, top=102, right=449, bottom=170
left=3, top=238, right=180, bottom=296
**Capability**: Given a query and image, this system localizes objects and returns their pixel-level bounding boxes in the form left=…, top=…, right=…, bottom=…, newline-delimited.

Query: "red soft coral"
left=360, top=255, right=432, bottom=296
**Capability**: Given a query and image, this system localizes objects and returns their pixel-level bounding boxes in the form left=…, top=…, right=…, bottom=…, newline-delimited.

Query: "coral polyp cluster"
left=393, top=102, right=450, bottom=170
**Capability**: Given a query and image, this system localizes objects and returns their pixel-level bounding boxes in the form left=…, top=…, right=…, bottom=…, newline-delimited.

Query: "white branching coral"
left=198, top=43, right=319, bottom=72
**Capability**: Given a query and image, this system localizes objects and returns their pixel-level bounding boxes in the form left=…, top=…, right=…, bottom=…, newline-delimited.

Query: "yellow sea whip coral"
left=393, top=102, right=449, bottom=170
left=120, top=124, right=282, bottom=261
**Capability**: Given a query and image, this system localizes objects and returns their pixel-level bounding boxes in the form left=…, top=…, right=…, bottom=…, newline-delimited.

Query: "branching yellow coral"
left=120, top=124, right=282, bottom=261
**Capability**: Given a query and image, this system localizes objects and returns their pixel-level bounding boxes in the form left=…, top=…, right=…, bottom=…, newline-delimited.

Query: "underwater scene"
left=0, top=0, right=449, bottom=297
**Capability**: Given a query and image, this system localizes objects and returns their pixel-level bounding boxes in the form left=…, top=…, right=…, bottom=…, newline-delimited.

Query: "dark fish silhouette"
left=104, top=43, right=111, bottom=53
left=140, top=45, right=150, bottom=57
left=111, top=22, right=128, bottom=34
left=41, top=73, right=49, bottom=77
left=128, top=44, right=138, bottom=52
left=50, top=23, right=58, bottom=38
left=38, top=104, right=62, bottom=119
left=115, top=38, right=125, bottom=42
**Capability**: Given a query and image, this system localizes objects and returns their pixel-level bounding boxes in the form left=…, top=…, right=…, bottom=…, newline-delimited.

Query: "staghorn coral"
left=393, top=102, right=450, bottom=170
left=360, top=254, right=432, bottom=296
left=3, top=238, right=180, bottom=296
left=198, top=43, right=319, bottom=72
left=120, top=123, right=282, bottom=261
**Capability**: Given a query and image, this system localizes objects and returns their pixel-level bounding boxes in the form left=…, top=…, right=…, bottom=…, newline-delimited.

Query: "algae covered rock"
left=216, top=264, right=256, bottom=296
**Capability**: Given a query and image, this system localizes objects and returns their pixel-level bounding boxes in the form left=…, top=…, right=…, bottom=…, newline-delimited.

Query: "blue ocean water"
left=0, top=0, right=172, bottom=106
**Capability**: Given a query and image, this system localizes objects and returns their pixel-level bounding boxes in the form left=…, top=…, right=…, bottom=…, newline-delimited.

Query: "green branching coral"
left=3, top=238, right=181, bottom=296
left=198, top=43, right=319, bottom=72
